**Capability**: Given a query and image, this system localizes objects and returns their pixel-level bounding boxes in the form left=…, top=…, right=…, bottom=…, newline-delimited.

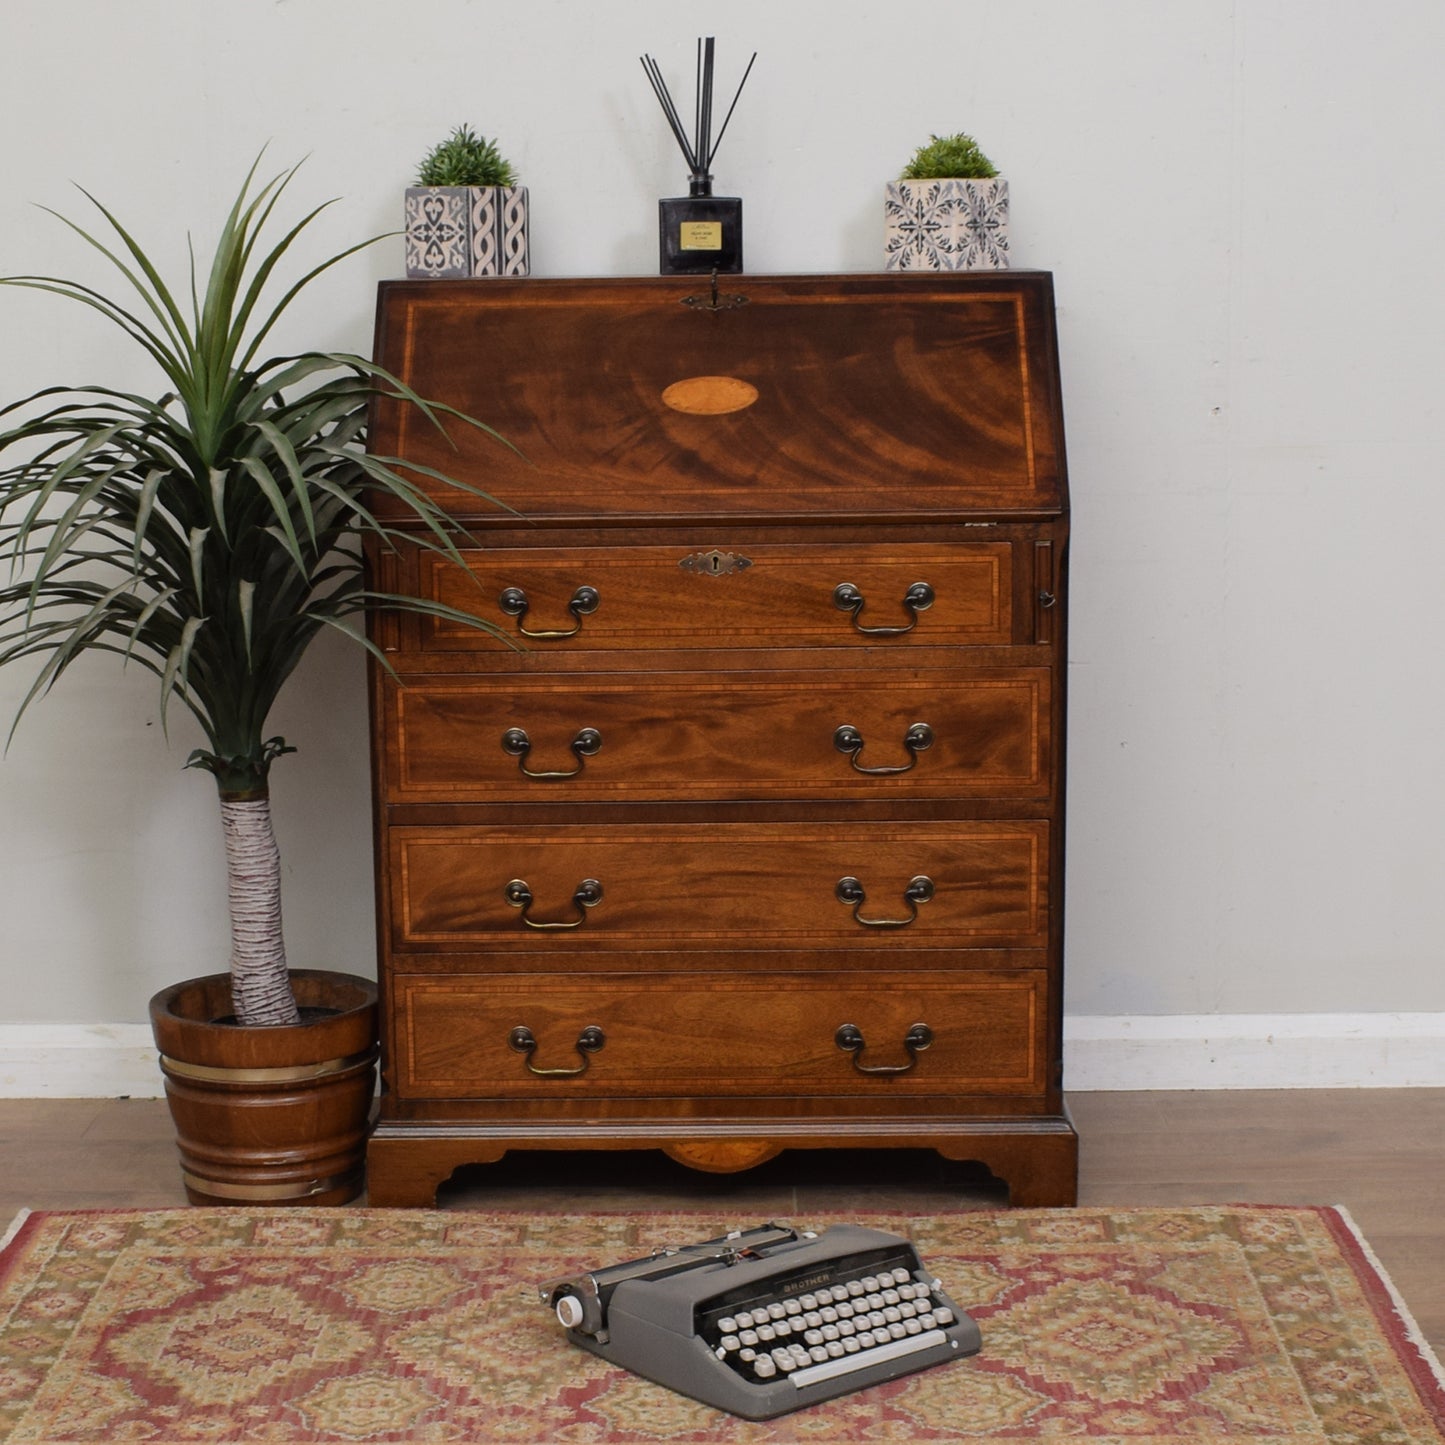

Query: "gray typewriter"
left=539, top=1221, right=981, bottom=1420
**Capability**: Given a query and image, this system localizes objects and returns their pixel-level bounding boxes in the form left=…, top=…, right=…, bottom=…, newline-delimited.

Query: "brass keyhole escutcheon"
left=678, top=548, right=753, bottom=578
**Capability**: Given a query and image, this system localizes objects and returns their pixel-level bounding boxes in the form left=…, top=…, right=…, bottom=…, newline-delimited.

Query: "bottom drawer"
left=391, top=971, right=1047, bottom=1099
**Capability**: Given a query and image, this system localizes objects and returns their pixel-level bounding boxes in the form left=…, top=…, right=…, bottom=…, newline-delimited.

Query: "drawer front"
left=390, top=822, right=1049, bottom=952
left=409, top=542, right=1012, bottom=653
left=391, top=971, right=1048, bottom=1099
left=386, top=668, right=1050, bottom=803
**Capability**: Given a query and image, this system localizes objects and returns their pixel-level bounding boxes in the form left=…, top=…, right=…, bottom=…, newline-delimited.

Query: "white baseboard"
left=1064, top=1013, right=1445, bottom=1090
left=1, top=1014, right=1443, bottom=1098
left=0, top=1026, right=164, bottom=1098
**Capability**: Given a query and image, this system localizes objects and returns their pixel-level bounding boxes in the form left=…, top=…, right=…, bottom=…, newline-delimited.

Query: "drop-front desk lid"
left=369, top=273, right=1067, bottom=524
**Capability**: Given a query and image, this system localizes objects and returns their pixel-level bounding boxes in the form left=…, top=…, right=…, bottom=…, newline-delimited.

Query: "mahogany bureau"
left=363, top=272, right=1076, bottom=1206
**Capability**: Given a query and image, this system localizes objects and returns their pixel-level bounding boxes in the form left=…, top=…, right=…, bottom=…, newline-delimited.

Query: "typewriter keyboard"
left=700, top=1257, right=959, bottom=1390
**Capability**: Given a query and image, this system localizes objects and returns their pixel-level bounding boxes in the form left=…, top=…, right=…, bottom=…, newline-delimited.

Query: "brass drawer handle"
left=504, top=878, right=603, bottom=929
left=833, top=722, right=933, bottom=775
left=498, top=584, right=600, bottom=639
left=835, top=874, right=934, bottom=928
left=501, top=726, right=603, bottom=780
left=835, top=1022, right=933, bottom=1075
left=832, top=580, right=934, bottom=636
left=509, top=1024, right=605, bottom=1077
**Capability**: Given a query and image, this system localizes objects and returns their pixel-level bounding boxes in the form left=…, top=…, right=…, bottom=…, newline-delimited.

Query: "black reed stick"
left=640, top=38, right=757, bottom=187
left=641, top=55, right=697, bottom=170
left=704, top=50, right=756, bottom=169
left=694, top=40, right=704, bottom=172
left=697, top=37, right=715, bottom=180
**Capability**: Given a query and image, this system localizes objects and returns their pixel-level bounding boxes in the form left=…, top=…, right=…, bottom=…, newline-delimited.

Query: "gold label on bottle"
left=680, top=221, right=724, bottom=251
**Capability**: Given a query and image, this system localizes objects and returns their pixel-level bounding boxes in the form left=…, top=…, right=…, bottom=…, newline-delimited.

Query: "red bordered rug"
left=0, top=1205, right=1441, bottom=1442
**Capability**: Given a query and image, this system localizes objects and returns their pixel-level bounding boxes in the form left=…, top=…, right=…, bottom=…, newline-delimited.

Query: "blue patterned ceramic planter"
left=884, top=178, right=1009, bottom=271
left=405, top=186, right=530, bottom=278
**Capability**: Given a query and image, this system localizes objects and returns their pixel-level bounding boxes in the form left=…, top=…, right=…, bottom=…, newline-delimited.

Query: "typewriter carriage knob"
left=542, top=1279, right=606, bottom=1337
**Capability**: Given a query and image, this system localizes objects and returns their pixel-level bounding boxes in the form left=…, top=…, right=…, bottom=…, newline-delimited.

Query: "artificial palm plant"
left=0, top=159, right=505, bottom=1028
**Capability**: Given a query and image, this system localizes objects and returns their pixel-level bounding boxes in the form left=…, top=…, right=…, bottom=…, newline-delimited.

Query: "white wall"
left=2, top=0, right=1443, bottom=1040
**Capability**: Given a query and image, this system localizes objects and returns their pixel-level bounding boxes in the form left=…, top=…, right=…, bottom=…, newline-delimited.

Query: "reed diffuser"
left=641, top=38, right=756, bottom=274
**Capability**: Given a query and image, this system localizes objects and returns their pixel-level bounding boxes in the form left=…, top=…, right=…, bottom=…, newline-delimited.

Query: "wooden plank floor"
left=1, top=1089, right=1440, bottom=1354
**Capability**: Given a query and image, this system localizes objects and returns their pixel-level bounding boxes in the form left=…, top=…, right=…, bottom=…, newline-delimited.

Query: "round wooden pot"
left=149, top=970, right=378, bottom=1207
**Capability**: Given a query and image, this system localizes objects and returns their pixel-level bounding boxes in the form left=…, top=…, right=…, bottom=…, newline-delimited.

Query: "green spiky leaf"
left=0, top=157, right=515, bottom=786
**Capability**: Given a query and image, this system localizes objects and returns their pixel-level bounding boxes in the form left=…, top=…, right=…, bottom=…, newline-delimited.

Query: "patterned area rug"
left=0, top=1205, right=1441, bottom=1442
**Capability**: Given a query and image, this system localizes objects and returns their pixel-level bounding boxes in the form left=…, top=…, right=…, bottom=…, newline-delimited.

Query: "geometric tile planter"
left=404, top=185, right=530, bottom=277
left=884, top=177, right=1009, bottom=271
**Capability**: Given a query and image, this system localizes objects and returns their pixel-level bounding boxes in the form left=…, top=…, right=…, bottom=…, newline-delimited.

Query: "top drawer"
left=399, top=541, right=1013, bottom=654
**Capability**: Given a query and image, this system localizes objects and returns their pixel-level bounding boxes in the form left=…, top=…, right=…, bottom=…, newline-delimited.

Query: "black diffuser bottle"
left=643, top=39, right=754, bottom=275
left=659, top=175, right=742, bottom=275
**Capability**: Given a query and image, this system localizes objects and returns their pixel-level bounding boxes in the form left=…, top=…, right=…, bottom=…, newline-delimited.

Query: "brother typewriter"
left=539, top=1221, right=981, bottom=1420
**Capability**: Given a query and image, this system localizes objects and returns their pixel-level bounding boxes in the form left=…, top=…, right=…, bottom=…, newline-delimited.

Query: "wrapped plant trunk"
left=220, top=792, right=296, bottom=1027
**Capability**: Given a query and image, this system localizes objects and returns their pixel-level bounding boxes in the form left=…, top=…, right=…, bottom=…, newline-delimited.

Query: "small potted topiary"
left=885, top=131, right=1009, bottom=272
left=405, top=124, right=529, bottom=278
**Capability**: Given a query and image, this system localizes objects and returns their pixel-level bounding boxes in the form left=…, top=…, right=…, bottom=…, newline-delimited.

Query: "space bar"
left=791, top=1329, right=949, bottom=1389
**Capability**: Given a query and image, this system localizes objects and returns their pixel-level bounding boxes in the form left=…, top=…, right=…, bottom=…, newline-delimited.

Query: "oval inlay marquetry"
left=661, top=375, right=759, bottom=415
